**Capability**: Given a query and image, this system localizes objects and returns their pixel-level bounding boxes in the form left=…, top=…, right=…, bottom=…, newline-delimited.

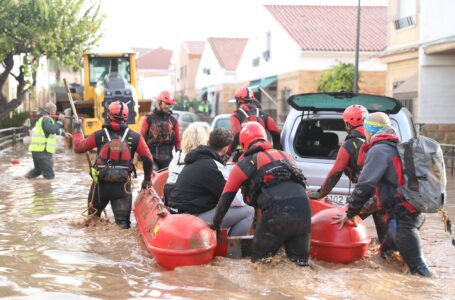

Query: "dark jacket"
left=346, top=127, right=417, bottom=219
left=168, top=145, right=226, bottom=214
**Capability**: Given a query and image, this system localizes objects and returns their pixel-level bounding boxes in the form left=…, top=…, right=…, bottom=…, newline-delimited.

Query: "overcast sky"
left=98, top=0, right=387, bottom=51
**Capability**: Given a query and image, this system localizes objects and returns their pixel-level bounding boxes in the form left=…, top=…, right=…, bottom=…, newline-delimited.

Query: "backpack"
left=393, top=136, right=447, bottom=213
left=95, top=128, right=134, bottom=183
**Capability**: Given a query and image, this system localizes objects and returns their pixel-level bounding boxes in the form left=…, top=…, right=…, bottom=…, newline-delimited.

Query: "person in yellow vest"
left=26, top=102, right=72, bottom=179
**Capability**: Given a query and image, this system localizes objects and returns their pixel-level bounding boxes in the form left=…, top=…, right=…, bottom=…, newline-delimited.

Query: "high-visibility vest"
left=28, top=117, right=57, bottom=154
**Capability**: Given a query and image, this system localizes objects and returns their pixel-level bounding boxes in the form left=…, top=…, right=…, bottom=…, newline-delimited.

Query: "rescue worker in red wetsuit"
left=228, top=87, right=281, bottom=161
left=310, top=105, right=388, bottom=244
left=141, top=90, right=181, bottom=171
left=73, top=101, right=154, bottom=229
left=211, top=122, right=311, bottom=266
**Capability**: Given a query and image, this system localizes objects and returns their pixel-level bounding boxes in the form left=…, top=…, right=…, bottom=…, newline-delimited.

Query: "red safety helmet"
left=343, top=105, right=368, bottom=127
left=239, top=122, right=267, bottom=151
left=235, top=87, right=255, bottom=104
left=158, top=90, right=175, bottom=105
left=108, top=100, right=129, bottom=122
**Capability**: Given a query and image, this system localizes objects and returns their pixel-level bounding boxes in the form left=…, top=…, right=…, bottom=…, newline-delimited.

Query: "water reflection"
left=0, top=147, right=454, bottom=299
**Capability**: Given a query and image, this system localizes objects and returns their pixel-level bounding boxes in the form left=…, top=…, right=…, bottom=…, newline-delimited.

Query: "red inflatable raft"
left=133, top=187, right=216, bottom=270
left=310, top=207, right=371, bottom=264
left=150, top=169, right=370, bottom=264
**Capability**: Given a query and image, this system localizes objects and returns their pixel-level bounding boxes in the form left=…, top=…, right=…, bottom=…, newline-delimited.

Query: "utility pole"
left=353, top=0, right=361, bottom=94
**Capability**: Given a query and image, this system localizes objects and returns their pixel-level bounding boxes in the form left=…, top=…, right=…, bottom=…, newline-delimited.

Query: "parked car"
left=172, top=110, right=200, bottom=134
left=211, top=114, right=231, bottom=131
left=281, top=92, right=415, bottom=206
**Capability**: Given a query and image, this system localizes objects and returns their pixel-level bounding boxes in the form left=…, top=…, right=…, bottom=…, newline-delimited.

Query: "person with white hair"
left=163, top=122, right=211, bottom=203
left=26, top=102, right=72, bottom=179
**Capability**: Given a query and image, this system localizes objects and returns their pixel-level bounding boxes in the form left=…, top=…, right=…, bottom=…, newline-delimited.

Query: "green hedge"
left=1, top=111, right=29, bottom=128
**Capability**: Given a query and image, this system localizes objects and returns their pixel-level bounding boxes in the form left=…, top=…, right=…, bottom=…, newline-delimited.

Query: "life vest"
left=244, top=149, right=307, bottom=207
left=343, top=134, right=365, bottom=183
left=28, top=117, right=57, bottom=154
left=94, top=128, right=135, bottom=183
left=145, top=112, right=177, bottom=146
left=234, top=105, right=267, bottom=128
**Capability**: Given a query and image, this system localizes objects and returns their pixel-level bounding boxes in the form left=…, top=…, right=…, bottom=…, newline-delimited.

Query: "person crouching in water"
left=332, top=112, right=432, bottom=277
left=73, top=101, right=154, bottom=229
left=211, top=122, right=311, bottom=266
left=168, top=128, right=254, bottom=236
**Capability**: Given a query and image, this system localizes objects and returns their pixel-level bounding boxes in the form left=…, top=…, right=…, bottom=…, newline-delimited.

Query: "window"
left=181, top=113, right=192, bottom=122
left=294, top=119, right=345, bottom=159
left=252, top=57, right=260, bottom=67
left=263, top=32, right=271, bottom=62
left=89, top=57, right=130, bottom=85
left=395, top=0, right=416, bottom=29
left=180, top=66, right=187, bottom=79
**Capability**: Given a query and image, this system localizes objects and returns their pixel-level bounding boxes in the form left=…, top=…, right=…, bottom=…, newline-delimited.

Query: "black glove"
left=308, top=191, right=321, bottom=200
left=207, top=221, right=221, bottom=240
left=73, top=119, right=82, bottom=132
left=141, top=180, right=152, bottom=190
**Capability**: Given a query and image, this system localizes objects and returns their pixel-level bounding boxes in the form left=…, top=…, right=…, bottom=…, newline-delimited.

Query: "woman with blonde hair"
left=164, top=122, right=211, bottom=202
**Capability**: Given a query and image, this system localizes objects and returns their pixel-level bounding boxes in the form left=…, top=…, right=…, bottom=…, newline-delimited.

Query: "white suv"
left=281, top=92, right=415, bottom=205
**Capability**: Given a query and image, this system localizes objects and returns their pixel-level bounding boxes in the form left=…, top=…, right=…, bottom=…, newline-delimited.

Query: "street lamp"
left=353, top=0, right=361, bottom=94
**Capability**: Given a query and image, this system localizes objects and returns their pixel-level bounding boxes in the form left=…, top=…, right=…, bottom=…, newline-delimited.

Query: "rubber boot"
left=289, top=257, right=310, bottom=267
left=111, top=196, right=132, bottom=229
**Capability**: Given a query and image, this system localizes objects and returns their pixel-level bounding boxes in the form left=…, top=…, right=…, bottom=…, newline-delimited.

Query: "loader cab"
left=79, top=50, right=140, bottom=135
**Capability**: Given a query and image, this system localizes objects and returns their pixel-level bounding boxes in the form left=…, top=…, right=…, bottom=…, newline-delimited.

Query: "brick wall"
left=420, top=124, right=455, bottom=144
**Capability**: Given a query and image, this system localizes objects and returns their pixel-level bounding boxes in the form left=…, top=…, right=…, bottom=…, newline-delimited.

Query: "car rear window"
left=293, top=117, right=402, bottom=159
left=215, top=118, right=231, bottom=130
left=294, top=118, right=346, bottom=159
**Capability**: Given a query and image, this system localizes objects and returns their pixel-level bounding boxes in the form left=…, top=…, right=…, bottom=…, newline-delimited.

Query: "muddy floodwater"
left=0, top=145, right=454, bottom=299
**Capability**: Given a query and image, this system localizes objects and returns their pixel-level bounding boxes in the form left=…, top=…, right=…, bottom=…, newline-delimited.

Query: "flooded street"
left=0, top=145, right=454, bottom=299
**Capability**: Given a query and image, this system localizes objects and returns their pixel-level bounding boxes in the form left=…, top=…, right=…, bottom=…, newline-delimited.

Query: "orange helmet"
left=108, top=100, right=128, bottom=122
left=158, top=90, right=175, bottom=105
left=239, top=122, right=267, bottom=151
left=235, top=87, right=255, bottom=104
left=343, top=105, right=368, bottom=127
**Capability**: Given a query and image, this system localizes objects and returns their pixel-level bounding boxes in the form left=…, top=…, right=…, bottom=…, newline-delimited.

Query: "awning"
left=393, top=73, right=418, bottom=99
left=249, top=75, right=277, bottom=90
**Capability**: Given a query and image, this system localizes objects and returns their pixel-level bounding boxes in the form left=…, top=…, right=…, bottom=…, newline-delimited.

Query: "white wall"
left=236, top=6, right=302, bottom=82
left=420, top=0, right=455, bottom=44
left=195, top=42, right=236, bottom=90
left=236, top=5, right=385, bottom=83
left=418, top=49, right=455, bottom=124
left=418, top=0, right=455, bottom=124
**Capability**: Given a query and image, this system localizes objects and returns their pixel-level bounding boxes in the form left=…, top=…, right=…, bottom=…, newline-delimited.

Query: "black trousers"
left=147, top=144, right=173, bottom=171
left=88, top=181, right=132, bottom=229
left=252, top=181, right=311, bottom=263
left=382, top=205, right=431, bottom=276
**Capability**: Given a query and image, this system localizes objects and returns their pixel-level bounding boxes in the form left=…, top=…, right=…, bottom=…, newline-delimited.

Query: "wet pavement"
left=0, top=144, right=454, bottom=299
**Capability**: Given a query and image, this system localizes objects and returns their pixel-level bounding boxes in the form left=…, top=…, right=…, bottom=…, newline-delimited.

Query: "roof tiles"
left=208, top=38, right=248, bottom=71
left=137, top=47, right=173, bottom=70
left=265, top=5, right=387, bottom=52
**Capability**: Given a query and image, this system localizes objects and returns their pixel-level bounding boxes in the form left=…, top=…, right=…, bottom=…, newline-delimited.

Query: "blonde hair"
left=181, top=122, right=211, bottom=154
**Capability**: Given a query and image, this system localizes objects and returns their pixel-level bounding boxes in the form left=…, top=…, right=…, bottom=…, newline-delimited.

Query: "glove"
left=73, top=119, right=82, bottom=132
left=141, top=179, right=152, bottom=190
left=207, top=221, right=221, bottom=240
left=308, top=191, right=321, bottom=200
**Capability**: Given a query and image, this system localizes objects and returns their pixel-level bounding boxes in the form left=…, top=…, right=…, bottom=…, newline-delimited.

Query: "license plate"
left=327, top=194, right=348, bottom=206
